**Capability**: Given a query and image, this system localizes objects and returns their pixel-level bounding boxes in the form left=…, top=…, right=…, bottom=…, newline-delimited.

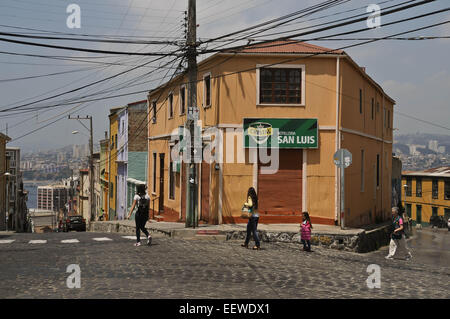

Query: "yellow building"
left=147, top=40, right=395, bottom=227
left=99, top=136, right=109, bottom=220
left=402, top=167, right=450, bottom=226
left=0, top=133, right=11, bottom=230
left=108, top=107, right=123, bottom=220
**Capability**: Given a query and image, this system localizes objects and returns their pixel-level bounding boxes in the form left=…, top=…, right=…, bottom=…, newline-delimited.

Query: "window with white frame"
left=257, top=64, right=305, bottom=105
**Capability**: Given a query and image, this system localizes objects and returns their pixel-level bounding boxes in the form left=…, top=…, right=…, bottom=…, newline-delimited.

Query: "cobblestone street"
left=0, top=231, right=448, bottom=299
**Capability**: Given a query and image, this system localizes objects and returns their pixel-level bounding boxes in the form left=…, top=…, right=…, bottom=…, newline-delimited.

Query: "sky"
left=0, top=0, right=449, bottom=152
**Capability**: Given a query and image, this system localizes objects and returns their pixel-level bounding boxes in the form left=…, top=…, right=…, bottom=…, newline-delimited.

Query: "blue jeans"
left=245, top=216, right=260, bottom=247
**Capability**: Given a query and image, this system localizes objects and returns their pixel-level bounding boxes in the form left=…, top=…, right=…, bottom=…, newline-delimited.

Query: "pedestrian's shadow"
left=0, top=234, right=12, bottom=239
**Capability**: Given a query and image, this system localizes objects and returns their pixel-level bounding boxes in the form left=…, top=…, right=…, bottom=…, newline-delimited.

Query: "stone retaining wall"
left=226, top=222, right=397, bottom=253
left=90, top=221, right=402, bottom=253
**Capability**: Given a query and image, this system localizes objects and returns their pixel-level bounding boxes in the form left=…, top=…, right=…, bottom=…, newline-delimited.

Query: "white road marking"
left=0, top=240, right=15, bottom=244
left=61, top=239, right=80, bottom=243
left=29, top=240, right=47, bottom=244
left=92, top=237, right=113, bottom=241
left=122, top=236, right=137, bottom=240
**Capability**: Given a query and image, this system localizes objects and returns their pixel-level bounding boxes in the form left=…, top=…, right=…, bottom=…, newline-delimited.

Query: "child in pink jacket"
left=301, top=212, right=313, bottom=252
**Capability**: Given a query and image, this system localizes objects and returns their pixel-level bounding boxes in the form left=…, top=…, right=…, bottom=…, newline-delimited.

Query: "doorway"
left=201, top=162, right=210, bottom=223
left=416, top=205, right=422, bottom=224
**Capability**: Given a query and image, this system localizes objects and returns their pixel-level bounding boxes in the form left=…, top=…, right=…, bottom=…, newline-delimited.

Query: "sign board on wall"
left=243, top=118, right=318, bottom=149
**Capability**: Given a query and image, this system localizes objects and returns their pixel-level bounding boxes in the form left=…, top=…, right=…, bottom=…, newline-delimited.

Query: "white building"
left=37, top=185, right=69, bottom=212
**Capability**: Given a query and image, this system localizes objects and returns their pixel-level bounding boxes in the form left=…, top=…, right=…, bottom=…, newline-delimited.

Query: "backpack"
left=137, top=195, right=149, bottom=213
left=391, top=216, right=403, bottom=240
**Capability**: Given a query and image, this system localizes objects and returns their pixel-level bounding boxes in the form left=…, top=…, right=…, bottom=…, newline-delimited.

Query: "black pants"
left=135, top=211, right=150, bottom=242
left=301, top=239, right=311, bottom=251
left=245, top=216, right=260, bottom=247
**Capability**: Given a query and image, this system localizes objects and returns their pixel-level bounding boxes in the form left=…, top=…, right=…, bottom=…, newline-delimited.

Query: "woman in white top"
left=241, top=187, right=260, bottom=250
left=127, top=184, right=152, bottom=247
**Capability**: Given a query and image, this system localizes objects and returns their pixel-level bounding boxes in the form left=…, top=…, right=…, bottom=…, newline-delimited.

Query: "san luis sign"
left=243, top=118, right=318, bottom=149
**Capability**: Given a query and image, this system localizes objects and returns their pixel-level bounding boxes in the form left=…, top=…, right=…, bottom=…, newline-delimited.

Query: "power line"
left=0, top=36, right=182, bottom=56
left=0, top=49, right=183, bottom=113
left=0, top=30, right=181, bottom=45
left=201, top=0, right=437, bottom=53
left=202, top=0, right=348, bottom=45
left=0, top=23, right=184, bottom=40
left=202, top=0, right=412, bottom=43
left=395, top=111, right=450, bottom=132
left=0, top=65, right=104, bottom=83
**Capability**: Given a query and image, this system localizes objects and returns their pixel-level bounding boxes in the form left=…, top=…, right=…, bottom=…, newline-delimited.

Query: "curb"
left=88, top=221, right=394, bottom=253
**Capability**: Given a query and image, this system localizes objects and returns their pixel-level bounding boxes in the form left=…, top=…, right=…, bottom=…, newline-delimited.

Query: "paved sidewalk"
left=92, top=219, right=364, bottom=236
left=88, top=219, right=392, bottom=253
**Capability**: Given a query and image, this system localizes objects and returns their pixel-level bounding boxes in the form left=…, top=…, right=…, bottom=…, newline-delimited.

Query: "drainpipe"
left=335, top=57, right=341, bottom=224
left=381, top=93, right=385, bottom=222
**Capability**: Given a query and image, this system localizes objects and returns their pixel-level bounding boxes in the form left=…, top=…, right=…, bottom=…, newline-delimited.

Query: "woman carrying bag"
left=241, top=187, right=261, bottom=250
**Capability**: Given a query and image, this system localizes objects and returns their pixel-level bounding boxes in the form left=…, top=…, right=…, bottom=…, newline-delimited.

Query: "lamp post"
left=69, top=115, right=95, bottom=223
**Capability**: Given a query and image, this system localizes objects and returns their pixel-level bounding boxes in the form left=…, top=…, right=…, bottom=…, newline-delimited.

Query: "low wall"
left=90, top=221, right=403, bottom=253
left=226, top=222, right=396, bottom=253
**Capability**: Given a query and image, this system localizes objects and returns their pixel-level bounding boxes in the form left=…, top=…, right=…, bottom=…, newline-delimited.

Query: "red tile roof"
left=231, top=40, right=344, bottom=55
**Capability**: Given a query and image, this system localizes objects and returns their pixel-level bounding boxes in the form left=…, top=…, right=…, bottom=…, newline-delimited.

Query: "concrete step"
left=191, top=234, right=228, bottom=241
left=171, top=228, right=225, bottom=239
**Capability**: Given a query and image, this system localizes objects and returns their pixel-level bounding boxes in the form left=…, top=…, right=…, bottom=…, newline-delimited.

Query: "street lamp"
left=69, top=116, right=95, bottom=223
left=72, top=130, right=88, bottom=138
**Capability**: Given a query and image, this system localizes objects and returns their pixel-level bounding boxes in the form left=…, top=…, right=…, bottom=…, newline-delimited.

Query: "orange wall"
left=147, top=54, right=394, bottom=226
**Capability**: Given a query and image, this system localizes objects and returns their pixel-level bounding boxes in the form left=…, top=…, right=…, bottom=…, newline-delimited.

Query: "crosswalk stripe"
left=0, top=240, right=15, bottom=244
left=92, top=237, right=113, bottom=241
left=29, top=240, right=47, bottom=244
left=61, top=239, right=79, bottom=243
left=122, top=236, right=137, bottom=240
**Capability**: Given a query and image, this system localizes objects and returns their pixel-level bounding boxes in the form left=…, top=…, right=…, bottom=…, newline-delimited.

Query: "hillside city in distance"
left=19, top=133, right=450, bottom=182
left=393, top=133, right=450, bottom=171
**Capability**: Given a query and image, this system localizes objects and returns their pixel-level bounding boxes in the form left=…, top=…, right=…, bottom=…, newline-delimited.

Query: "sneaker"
left=405, top=254, right=412, bottom=260
left=385, top=255, right=393, bottom=260
left=147, top=236, right=152, bottom=246
left=134, top=242, right=141, bottom=247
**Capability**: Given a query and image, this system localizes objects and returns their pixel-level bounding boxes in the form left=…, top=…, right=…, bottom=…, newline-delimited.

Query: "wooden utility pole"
left=185, top=0, right=198, bottom=228
left=68, top=115, right=95, bottom=222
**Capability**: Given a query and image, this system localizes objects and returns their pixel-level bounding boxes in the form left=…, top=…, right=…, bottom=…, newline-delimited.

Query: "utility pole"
left=68, top=115, right=95, bottom=222
left=185, top=0, right=198, bottom=228
left=70, top=168, right=74, bottom=216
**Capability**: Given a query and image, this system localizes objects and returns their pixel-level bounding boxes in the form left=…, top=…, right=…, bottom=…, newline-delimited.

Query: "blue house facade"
left=116, top=100, right=148, bottom=220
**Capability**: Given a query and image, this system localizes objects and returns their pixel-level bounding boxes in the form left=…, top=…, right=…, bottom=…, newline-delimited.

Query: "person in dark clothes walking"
left=127, top=184, right=152, bottom=247
left=241, top=187, right=261, bottom=250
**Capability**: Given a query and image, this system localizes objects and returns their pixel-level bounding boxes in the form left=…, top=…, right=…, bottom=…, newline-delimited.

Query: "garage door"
left=258, top=149, right=302, bottom=215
